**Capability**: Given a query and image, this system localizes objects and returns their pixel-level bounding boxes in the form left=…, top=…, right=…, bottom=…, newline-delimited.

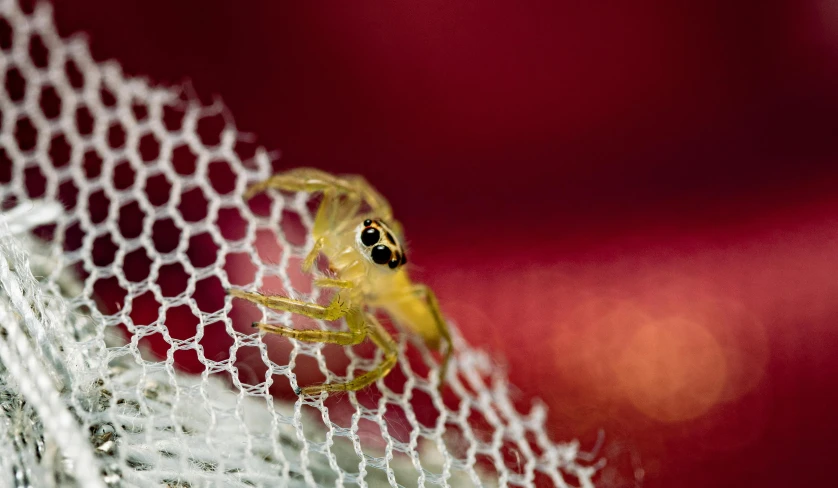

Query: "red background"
left=51, top=1, right=838, bottom=486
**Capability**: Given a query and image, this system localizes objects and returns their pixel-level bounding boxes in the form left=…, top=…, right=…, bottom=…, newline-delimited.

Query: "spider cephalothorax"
left=358, top=219, right=407, bottom=269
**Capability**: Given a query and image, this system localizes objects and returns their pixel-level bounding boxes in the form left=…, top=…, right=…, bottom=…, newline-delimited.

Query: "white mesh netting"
left=0, top=2, right=601, bottom=486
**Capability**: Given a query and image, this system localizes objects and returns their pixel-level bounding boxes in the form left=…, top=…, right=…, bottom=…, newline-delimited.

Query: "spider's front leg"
left=412, top=285, right=454, bottom=390
left=302, top=313, right=398, bottom=396
left=228, top=288, right=399, bottom=395
left=244, top=168, right=393, bottom=221
left=228, top=289, right=347, bottom=321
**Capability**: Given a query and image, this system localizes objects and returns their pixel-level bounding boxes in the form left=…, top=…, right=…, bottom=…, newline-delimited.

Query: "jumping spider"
left=228, top=168, right=452, bottom=395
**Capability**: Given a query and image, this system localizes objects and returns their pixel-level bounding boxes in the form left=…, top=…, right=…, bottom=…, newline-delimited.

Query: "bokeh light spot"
left=616, top=317, right=726, bottom=422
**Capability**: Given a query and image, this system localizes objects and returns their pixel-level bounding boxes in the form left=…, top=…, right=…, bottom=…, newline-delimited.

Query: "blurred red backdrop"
left=50, top=1, right=838, bottom=486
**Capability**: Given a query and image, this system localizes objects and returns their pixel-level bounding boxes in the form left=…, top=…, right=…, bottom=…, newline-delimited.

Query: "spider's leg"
left=300, top=312, right=398, bottom=395
left=301, top=237, right=325, bottom=274
left=252, top=308, right=367, bottom=346
left=345, top=175, right=393, bottom=221
left=411, top=285, right=454, bottom=390
left=244, top=168, right=392, bottom=222
left=244, top=168, right=351, bottom=199
left=228, top=289, right=347, bottom=321
left=313, top=277, right=354, bottom=289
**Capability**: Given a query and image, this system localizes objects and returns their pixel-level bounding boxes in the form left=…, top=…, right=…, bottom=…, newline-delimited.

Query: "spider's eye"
left=363, top=219, right=373, bottom=227
left=388, top=253, right=400, bottom=269
left=371, top=245, right=392, bottom=264
left=361, top=227, right=380, bottom=246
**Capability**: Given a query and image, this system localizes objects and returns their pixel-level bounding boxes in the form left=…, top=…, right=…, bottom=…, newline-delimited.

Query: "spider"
left=228, top=168, right=453, bottom=396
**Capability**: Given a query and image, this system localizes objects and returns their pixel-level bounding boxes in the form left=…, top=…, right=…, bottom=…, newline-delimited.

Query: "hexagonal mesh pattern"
left=0, top=1, right=599, bottom=486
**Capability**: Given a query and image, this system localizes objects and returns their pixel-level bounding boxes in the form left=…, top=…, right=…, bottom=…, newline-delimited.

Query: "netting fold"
left=0, top=1, right=599, bottom=486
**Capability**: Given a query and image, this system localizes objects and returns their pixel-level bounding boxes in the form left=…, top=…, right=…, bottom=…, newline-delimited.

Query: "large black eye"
left=371, top=245, right=392, bottom=264
left=361, top=227, right=380, bottom=246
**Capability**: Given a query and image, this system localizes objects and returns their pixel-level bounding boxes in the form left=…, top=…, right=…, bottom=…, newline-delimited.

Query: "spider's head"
left=356, top=218, right=407, bottom=270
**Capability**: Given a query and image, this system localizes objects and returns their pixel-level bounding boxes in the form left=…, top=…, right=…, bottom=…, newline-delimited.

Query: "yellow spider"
left=228, top=168, right=453, bottom=396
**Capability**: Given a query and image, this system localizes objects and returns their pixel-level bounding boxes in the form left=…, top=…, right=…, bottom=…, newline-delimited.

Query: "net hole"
left=290, top=352, right=328, bottom=392
left=474, top=453, right=500, bottom=484
left=162, top=104, right=185, bottom=132
left=417, top=439, right=446, bottom=476
left=39, top=84, right=61, bottom=119
left=232, top=345, right=268, bottom=386
left=177, top=187, right=209, bottom=222
left=224, top=252, right=257, bottom=287
left=107, top=122, right=126, bottom=149
left=186, top=233, right=220, bottom=269
left=138, top=132, right=160, bottom=161
left=171, top=143, right=197, bottom=174
left=82, top=149, right=103, bottom=178
left=99, top=84, right=117, bottom=107
left=131, top=102, right=148, bottom=121
left=1, top=194, right=17, bottom=211
left=196, top=111, right=225, bottom=147
left=467, top=408, right=495, bottom=444
left=28, top=34, right=49, bottom=69
left=254, top=228, right=283, bottom=265
left=283, top=256, right=312, bottom=295
left=14, top=116, right=37, bottom=152
left=151, top=218, right=182, bottom=253
left=62, top=220, right=83, bottom=252
left=31, top=222, right=55, bottom=241
left=87, top=189, right=110, bottom=224
left=91, top=233, right=118, bottom=267
left=18, top=0, right=34, bottom=15
left=410, top=388, right=442, bottom=429
left=4, top=65, right=26, bottom=102
left=23, top=164, right=46, bottom=198
left=0, top=17, right=12, bottom=51
left=218, top=207, right=249, bottom=242
left=330, top=435, right=362, bottom=474
left=165, top=304, right=199, bottom=341
left=380, top=402, right=411, bottom=444
left=246, top=191, right=273, bottom=217
left=193, top=276, right=225, bottom=314
left=0, top=149, right=9, bottom=183
left=144, top=173, right=173, bottom=206
left=234, top=139, right=259, bottom=168
left=198, top=323, right=233, bottom=364
left=530, top=471, right=556, bottom=488
left=128, top=290, right=162, bottom=327
left=380, top=359, right=408, bottom=395
left=524, top=430, right=545, bottom=458
left=356, top=417, right=387, bottom=451
left=91, top=276, right=127, bottom=315
left=134, top=333, right=168, bottom=364
left=64, top=58, right=84, bottom=89
left=561, top=470, right=583, bottom=488
left=441, top=422, right=469, bottom=460
left=112, top=160, right=136, bottom=191
left=75, top=104, right=94, bottom=136
left=57, top=179, right=78, bottom=210
left=122, top=247, right=152, bottom=283
left=48, top=133, right=71, bottom=168
left=208, top=160, right=237, bottom=194
left=500, top=441, right=528, bottom=477
left=279, top=210, right=306, bottom=247
left=158, top=262, right=190, bottom=297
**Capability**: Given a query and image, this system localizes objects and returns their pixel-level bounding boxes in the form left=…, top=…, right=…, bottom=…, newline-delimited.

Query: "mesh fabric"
left=0, top=1, right=599, bottom=486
